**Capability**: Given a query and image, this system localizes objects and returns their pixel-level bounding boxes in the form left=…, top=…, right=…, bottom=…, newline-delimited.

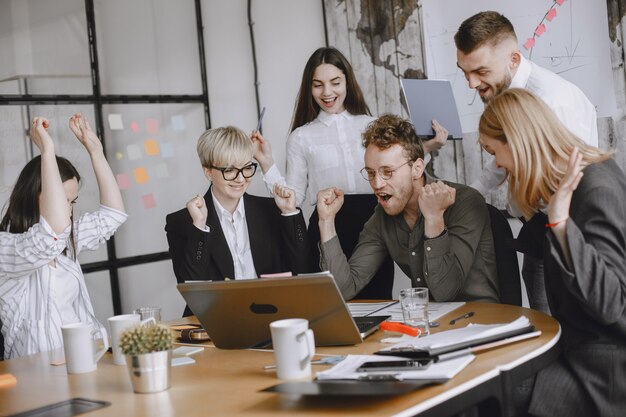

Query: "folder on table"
left=401, top=78, right=463, bottom=140
left=375, top=316, right=538, bottom=361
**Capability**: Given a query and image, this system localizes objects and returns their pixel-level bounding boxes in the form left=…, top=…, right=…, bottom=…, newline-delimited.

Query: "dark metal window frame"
left=0, top=0, right=210, bottom=314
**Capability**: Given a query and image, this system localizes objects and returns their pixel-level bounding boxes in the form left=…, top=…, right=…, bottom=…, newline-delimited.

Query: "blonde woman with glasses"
left=165, top=126, right=310, bottom=317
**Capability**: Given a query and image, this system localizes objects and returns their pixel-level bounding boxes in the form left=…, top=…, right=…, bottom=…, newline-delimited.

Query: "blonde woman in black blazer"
left=165, top=126, right=311, bottom=316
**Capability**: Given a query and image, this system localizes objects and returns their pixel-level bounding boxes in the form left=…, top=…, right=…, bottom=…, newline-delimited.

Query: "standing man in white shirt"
left=454, top=11, right=599, bottom=314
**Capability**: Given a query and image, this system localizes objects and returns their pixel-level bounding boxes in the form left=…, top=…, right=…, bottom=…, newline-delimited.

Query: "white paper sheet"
left=316, top=354, right=475, bottom=381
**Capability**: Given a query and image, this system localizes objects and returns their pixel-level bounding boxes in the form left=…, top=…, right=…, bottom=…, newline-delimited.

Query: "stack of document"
left=377, top=316, right=537, bottom=360
left=349, top=301, right=465, bottom=321
left=316, top=354, right=474, bottom=381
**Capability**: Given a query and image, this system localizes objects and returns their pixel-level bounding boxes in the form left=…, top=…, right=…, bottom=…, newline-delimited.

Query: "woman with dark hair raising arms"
left=254, top=47, right=447, bottom=299
left=478, top=88, right=626, bottom=416
left=0, top=114, right=127, bottom=359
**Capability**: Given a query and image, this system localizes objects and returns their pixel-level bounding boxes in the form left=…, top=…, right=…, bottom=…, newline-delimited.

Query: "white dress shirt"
left=211, top=191, right=257, bottom=280
left=264, top=111, right=375, bottom=206
left=471, top=55, right=599, bottom=197
left=51, top=266, right=80, bottom=325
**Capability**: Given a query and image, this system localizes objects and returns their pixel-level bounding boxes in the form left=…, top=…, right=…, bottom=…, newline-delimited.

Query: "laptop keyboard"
left=354, top=315, right=390, bottom=337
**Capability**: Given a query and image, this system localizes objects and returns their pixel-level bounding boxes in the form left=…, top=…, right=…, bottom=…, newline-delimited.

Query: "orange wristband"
left=545, top=217, right=568, bottom=228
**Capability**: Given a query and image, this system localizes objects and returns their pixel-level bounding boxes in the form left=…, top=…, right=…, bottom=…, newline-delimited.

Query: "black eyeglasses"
left=210, top=162, right=258, bottom=181
left=360, top=160, right=412, bottom=181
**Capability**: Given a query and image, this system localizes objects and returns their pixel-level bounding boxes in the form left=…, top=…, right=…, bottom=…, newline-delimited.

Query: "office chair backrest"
left=486, top=204, right=522, bottom=306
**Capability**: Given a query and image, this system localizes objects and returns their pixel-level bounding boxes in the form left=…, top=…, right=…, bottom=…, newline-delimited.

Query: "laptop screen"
left=177, top=274, right=366, bottom=349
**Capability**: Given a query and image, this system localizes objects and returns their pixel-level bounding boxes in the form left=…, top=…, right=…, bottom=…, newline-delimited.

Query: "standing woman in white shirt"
left=255, top=47, right=447, bottom=299
left=0, top=114, right=127, bottom=359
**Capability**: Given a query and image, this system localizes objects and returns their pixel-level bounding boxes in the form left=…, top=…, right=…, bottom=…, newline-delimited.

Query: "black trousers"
left=307, top=194, right=394, bottom=300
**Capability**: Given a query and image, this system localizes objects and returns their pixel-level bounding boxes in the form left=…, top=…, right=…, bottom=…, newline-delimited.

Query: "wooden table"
left=0, top=303, right=560, bottom=417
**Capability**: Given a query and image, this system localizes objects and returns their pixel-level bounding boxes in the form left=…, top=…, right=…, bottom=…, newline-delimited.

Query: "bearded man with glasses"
left=165, top=126, right=311, bottom=317
left=317, top=114, right=499, bottom=302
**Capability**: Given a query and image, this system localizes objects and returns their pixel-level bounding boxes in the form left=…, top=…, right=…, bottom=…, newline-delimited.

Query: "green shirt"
left=321, top=181, right=499, bottom=302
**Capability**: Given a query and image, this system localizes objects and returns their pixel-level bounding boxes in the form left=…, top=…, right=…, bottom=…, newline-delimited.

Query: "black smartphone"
left=356, top=359, right=432, bottom=372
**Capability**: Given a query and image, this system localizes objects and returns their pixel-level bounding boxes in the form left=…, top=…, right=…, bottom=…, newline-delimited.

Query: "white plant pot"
left=126, top=350, right=172, bottom=393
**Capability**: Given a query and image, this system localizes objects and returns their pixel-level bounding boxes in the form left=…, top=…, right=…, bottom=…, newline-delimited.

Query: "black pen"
left=255, top=107, right=266, bottom=132
left=449, top=311, right=474, bottom=325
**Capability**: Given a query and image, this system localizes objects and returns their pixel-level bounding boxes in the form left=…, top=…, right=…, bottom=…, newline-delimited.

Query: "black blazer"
left=165, top=189, right=311, bottom=286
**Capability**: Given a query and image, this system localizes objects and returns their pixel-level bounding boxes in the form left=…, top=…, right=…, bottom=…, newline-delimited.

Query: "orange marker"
left=380, top=321, right=421, bottom=337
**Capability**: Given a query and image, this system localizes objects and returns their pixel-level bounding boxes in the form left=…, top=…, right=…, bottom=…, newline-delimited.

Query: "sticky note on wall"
left=144, top=139, right=160, bottom=156
left=171, top=115, right=185, bottom=131
left=117, top=173, right=131, bottom=190
left=127, top=144, right=142, bottom=160
left=108, top=114, right=124, bottom=130
left=161, top=143, right=174, bottom=158
left=146, top=119, right=159, bottom=134
left=133, top=167, right=149, bottom=184
left=154, top=162, right=169, bottom=178
left=142, top=194, right=156, bottom=209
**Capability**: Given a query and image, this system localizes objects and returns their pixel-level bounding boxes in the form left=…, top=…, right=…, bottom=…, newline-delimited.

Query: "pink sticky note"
left=546, top=8, right=557, bottom=21
left=116, top=173, right=131, bottom=190
left=535, top=24, right=546, bottom=36
left=523, top=38, right=536, bottom=50
left=130, top=121, right=141, bottom=133
left=146, top=119, right=159, bottom=134
left=142, top=194, right=156, bottom=209
left=555, top=0, right=566, bottom=5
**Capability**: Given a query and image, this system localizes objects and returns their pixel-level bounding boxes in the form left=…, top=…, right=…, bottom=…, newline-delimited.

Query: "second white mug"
left=270, top=318, right=315, bottom=380
left=108, top=314, right=156, bottom=365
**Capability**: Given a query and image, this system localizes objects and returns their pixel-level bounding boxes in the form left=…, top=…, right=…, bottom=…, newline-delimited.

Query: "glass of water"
left=399, top=287, right=429, bottom=337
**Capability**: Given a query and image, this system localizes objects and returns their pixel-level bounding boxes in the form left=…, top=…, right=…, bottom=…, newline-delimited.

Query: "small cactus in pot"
left=120, top=324, right=173, bottom=355
left=120, top=324, right=173, bottom=394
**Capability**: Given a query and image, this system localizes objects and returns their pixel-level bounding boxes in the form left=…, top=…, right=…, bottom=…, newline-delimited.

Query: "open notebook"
left=177, top=273, right=389, bottom=349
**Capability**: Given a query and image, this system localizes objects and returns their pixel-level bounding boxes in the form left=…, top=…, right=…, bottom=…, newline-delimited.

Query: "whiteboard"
left=421, top=0, right=617, bottom=133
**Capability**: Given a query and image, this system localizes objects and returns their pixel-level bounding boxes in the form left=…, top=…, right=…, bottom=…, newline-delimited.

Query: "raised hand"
left=69, top=113, right=103, bottom=155
left=316, top=187, right=344, bottom=222
left=29, top=117, right=55, bottom=154
left=250, top=130, right=274, bottom=172
left=418, top=181, right=456, bottom=218
left=186, top=194, right=208, bottom=229
left=422, top=119, right=448, bottom=154
left=273, top=184, right=296, bottom=214
left=547, top=147, right=583, bottom=227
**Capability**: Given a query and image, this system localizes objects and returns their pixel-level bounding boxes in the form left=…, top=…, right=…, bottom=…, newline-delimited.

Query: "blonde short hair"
left=196, top=126, right=253, bottom=168
left=479, top=88, right=611, bottom=218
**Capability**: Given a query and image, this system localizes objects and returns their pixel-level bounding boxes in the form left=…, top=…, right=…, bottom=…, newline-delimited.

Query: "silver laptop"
left=177, top=273, right=389, bottom=349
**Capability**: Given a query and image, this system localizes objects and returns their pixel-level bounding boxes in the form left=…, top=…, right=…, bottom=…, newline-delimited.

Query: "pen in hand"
left=449, top=311, right=474, bottom=325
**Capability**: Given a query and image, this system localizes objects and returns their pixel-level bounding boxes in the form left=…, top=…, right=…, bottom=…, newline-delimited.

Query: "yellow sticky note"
left=144, top=139, right=160, bottom=156
left=133, top=167, right=149, bottom=184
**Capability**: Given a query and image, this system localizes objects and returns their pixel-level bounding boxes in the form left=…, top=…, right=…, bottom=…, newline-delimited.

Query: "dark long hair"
left=290, top=47, right=370, bottom=132
left=1, top=155, right=80, bottom=257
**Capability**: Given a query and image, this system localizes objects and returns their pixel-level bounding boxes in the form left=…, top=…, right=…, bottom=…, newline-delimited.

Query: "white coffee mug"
left=270, top=318, right=315, bottom=380
left=61, top=322, right=109, bottom=374
left=108, top=314, right=156, bottom=365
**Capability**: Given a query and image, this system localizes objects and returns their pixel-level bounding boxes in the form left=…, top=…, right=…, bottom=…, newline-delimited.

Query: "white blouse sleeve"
left=285, top=130, right=309, bottom=207
left=74, top=205, right=128, bottom=254
left=0, top=217, right=69, bottom=278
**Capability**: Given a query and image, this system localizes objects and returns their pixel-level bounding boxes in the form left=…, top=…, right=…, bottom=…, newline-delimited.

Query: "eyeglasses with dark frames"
left=360, top=160, right=413, bottom=181
left=210, top=162, right=258, bottom=181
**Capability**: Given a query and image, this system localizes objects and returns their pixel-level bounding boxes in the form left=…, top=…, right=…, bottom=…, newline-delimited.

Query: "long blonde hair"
left=479, top=88, right=611, bottom=218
